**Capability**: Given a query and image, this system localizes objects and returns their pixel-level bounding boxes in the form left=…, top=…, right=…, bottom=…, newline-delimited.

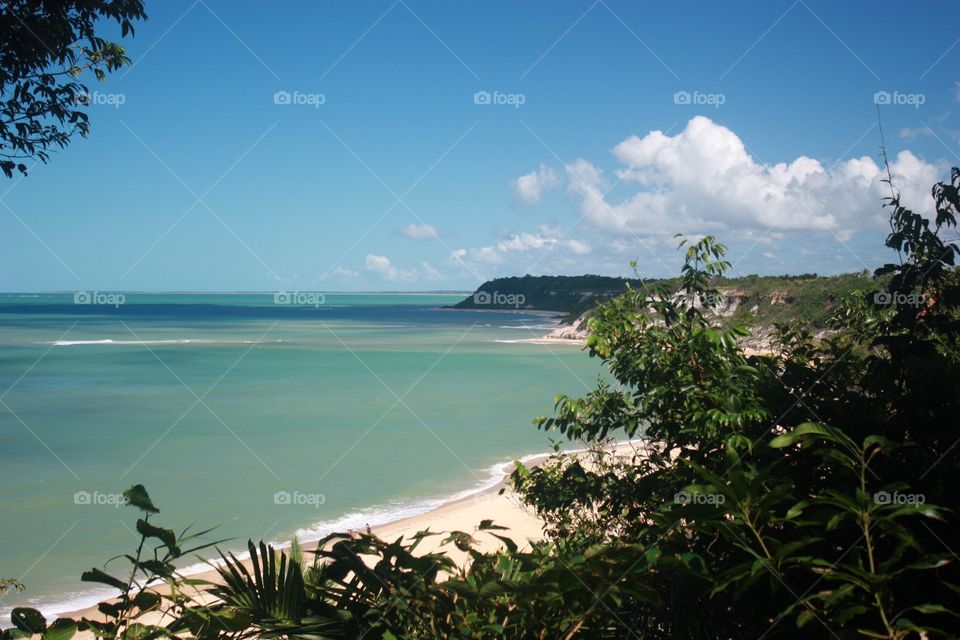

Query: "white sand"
left=57, top=442, right=644, bottom=631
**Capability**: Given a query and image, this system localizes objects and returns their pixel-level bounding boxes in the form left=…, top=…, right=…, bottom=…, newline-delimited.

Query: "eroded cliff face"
left=544, top=288, right=827, bottom=352
left=544, top=314, right=591, bottom=340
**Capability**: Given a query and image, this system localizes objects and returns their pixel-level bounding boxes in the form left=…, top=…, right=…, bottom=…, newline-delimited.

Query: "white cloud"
left=400, top=223, right=440, bottom=240
left=421, top=261, right=442, bottom=280
left=512, top=164, right=561, bottom=205
left=332, top=266, right=360, bottom=278
left=900, top=126, right=933, bottom=139
left=559, top=116, right=940, bottom=241
left=463, top=116, right=944, bottom=276
left=270, top=273, right=297, bottom=285
left=566, top=238, right=592, bottom=255
left=451, top=229, right=591, bottom=267
left=363, top=255, right=445, bottom=282
left=364, top=254, right=415, bottom=282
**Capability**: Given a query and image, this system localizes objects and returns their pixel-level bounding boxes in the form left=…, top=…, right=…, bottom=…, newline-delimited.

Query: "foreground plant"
left=1, top=485, right=221, bottom=640
left=0, top=0, right=147, bottom=177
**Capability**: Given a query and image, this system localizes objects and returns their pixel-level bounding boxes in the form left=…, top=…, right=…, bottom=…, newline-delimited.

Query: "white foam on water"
left=44, top=339, right=272, bottom=347
left=493, top=338, right=580, bottom=344
left=0, top=586, right=117, bottom=628
left=498, top=323, right=561, bottom=330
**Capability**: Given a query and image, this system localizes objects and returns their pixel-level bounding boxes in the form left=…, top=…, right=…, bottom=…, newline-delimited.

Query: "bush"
left=514, top=169, right=960, bottom=638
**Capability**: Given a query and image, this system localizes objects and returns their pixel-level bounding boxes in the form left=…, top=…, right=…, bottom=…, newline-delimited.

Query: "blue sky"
left=1, top=0, right=958, bottom=291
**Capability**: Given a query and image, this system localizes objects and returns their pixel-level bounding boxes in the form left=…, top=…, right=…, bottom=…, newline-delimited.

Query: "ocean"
left=0, top=293, right=602, bottom=622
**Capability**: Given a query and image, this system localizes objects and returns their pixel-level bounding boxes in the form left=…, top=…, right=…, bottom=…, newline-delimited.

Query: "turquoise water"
left=0, top=293, right=601, bottom=620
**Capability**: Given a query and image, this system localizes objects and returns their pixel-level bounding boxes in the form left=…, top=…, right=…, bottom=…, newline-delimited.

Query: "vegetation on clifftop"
left=453, top=271, right=874, bottom=328
left=451, top=274, right=644, bottom=319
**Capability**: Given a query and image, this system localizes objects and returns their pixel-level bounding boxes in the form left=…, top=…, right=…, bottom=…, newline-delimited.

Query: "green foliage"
left=719, top=271, right=872, bottom=328
left=452, top=274, right=646, bottom=319
left=453, top=269, right=872, bottom=328
left=184, top=528, right=664, bottom=639
left=514, top=171, right=960, bottom=637
left=0, top=0, right=146, bottom=177
left=172, top=540, right=344, bottom=639
left=0, top=579, right=23, bottom=597
left=1, top=485, right=224, bottom=640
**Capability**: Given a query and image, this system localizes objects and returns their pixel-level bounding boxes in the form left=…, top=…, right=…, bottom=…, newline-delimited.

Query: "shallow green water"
left=0, top=293, right=602, bottom=619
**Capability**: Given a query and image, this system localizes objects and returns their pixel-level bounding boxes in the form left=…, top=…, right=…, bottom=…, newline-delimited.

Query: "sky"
left=1, top=0, right=959, bottom=292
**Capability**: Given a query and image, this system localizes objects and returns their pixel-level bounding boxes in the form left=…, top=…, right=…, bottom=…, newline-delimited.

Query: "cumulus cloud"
left=421, top=261, right=442, bottom=280
left=364, top=254, right=415, bottom=282
left=363, top=255, right=445, bottom=282
left=513, top=163, right=561, bottom=205
left=451, top=228, right=591, bottom=266
left=561, top=116, right=940, bottom=241
left=900, top=125, right=933, bottom=140
left=450, top=116, right=942, bottom=276
left=400, top=222, right=440, bottom=240
left=332, top=266, right=360, bottom=278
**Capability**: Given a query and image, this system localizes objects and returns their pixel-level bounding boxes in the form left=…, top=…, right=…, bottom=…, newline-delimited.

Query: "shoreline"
left=438, top=306, right=568, bottom=317
left=19, top=442, right=642, bottom=625
left=446, top=306, right=587, bottom=345
left=494, top=337, right=585, bottom=345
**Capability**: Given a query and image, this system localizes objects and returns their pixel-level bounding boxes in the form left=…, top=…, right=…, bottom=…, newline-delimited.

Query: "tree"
left=0, top=0, right=145, bottom=177
left=514, top=169, right=960, bottom=637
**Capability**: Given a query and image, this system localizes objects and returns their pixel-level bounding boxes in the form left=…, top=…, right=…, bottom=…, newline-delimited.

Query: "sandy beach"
left=57, top=442, right=643, bottom=628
